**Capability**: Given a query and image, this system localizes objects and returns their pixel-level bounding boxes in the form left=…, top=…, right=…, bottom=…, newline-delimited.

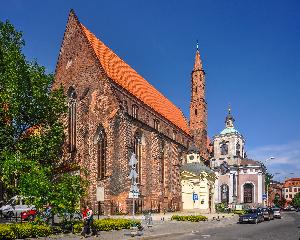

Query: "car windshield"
left=272, top=208, right=280, bottom=211
left=6, top=199, right=15, bottom=205
left=262, top=208, right=268, bottom=212
left=246, top=209, right=258, bottom=214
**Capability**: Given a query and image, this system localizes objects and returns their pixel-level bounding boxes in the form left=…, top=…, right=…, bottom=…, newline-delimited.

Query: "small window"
left=195, top=87, right=197, bottom=93
left=132, top=105, right=138, bottom=118
left=289, top=194, right=292, bottom=199
left=195, top=109, right=197, bottom=115
left=154, top=119, right=160, bottom=131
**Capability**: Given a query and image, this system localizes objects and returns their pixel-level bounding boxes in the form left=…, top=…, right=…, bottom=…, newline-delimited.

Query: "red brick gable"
left=79, top=23, right=189, bottom=134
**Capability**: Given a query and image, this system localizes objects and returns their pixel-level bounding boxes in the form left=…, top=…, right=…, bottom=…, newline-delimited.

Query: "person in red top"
left=81, top=203, right=97, bottom=238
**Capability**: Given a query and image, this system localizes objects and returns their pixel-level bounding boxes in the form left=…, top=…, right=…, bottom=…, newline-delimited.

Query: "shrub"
left=0, top=224, right=16, bottom=239
left=171, top=215, right=208, bottom=222
left=233, top=210, right=246, bottom=215
left=93, top=218, right=141, bottom=231
left=72, top=222, right=84, bottom=234
left=72, top=218, right=141, bottom=234
left=0, top=223, right=52, bottom=239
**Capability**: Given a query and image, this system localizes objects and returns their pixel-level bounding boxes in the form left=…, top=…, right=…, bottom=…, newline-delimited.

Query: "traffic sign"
left=193, top=193, right=198, bottom=201
left=262, top=194, right=267, bottom=200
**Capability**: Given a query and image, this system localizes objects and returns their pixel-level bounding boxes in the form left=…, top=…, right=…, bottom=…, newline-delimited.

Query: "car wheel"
left=28, top=215, right=34, bottom=221
left=255, top=218, right=258, bottom=224
left=7, top=211, right=14, bottom=218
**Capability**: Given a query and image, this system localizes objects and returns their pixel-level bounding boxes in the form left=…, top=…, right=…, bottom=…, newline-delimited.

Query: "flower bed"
left=171, top=215, right=208, bottom=222
left=0, top=223, right=52, bottom=239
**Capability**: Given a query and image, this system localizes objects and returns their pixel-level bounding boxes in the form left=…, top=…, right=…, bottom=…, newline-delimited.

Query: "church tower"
left=189, top=43, right=208, bottom=158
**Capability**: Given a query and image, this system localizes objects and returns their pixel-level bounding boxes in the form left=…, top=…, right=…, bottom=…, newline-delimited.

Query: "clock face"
left=189, top=155, right=194, bottom=160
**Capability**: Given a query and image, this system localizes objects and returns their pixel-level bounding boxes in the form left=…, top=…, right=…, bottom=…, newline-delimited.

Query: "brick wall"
left=54, top=11, right=190, bottom=214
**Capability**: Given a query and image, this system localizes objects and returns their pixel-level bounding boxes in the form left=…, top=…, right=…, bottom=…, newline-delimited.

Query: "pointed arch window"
left=68, top=87, right=77, bottom=153
left=133, top=131, right=142, bottom=183
left=132, top=105, right=138, bottom=118
left=95, top=125, right=107, bottom=180
left=154, top=119, right=160, bottom=131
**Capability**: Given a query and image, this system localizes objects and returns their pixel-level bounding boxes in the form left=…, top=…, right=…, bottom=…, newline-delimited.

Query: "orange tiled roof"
left=283, top=178, right=300, bottom=188
left=80, top=24, right=189, bottom=134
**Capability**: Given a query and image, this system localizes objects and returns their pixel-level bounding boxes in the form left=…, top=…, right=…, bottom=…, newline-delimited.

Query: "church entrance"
left=243, top=183, right=254, bottom=203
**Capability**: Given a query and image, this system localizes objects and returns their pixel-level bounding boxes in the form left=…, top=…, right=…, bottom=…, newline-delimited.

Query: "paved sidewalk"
left=46, top=213, right=238, bottom=240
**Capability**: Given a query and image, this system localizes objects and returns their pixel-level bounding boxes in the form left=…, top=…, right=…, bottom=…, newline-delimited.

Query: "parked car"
left=283, top=206, right=295, bottom=211
left=261, top=207, right=274, bottom=221
left=239, top=208, right=264, bottom=224
left=296, top=207, right=300, bottom=212
left=0, top=196, right=35, bottom=218
left=21, top=209, right=37, bottom=221
left=272, top=207, right=281, bottom=219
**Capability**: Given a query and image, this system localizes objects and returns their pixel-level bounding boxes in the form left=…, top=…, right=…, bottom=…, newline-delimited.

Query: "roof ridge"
left=79, top=22, right=190, bottom=134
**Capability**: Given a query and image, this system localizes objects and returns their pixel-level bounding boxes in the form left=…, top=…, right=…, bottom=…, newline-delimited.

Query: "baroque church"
left=211, top=108, right=266, bottom=207
left=53, top=10, right=209, bottom=214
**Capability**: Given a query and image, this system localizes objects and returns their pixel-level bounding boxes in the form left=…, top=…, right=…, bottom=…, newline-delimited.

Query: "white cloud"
left=248, top=141, right=300, bottom=182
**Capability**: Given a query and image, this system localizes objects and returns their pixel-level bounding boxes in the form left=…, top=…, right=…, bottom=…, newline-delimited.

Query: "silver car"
left=0, top=196, right=35, bottom=218
left=272, top=208, right=281, bottom=219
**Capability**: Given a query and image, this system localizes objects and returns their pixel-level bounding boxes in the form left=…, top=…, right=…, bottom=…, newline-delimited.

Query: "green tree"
left=0, top=20, right=86, bottom=213
left=265, top=172, right=273, bottom=193
left=292, top=192, right=300, bottom=207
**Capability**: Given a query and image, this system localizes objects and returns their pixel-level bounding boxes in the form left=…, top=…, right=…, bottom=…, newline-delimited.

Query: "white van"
left=0, top=195, right=35, bottom=217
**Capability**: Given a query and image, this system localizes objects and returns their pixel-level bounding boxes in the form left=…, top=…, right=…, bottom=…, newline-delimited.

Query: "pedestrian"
left=81, top=203, right=97, bottom=238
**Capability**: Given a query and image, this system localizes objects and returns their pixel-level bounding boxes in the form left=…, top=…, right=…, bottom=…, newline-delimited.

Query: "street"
left=151, top=212, right=300, bottom=240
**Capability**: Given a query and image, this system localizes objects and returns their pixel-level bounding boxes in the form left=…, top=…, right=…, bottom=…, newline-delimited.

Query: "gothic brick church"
left=53, top=10, right=209, bottom=214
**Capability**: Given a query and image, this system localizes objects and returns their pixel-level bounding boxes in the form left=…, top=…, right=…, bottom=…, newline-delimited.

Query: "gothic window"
left=195, top=86, right=197, bottom=93
left=154, top=119, right=160, bottom=131
left=243, top=183, right=254, bottom=203
left=220, top=142, right=228, bottom=155
left=95, top=125, right=106, bottom=180
left=160, top=141, right=165, bottom=183
left=195, top=109, right=198, bottom=116
left=132, top=105, right=138, bottom=118
left=173, top=131, right=177, bottom=141
left=133, top=131, right=142, bottom=183
left=220, top=184, right=229, bottom=204
left=236, top=142, right=241, bottom=156
left=68, top=87, right=77, bottom=153
left=123, top=100, right=128, bottom=112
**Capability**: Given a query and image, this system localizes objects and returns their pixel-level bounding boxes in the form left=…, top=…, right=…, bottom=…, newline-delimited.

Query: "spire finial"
left=196, top=40, right=199, bottom=50
left=228, top=103, right=231, bottom=114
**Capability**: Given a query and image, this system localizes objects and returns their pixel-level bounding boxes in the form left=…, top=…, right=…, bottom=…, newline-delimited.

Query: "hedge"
left=233, top=210, right=246, bottom=215
left=0, top=223, right=52, bottom=239
left=73, top=218, right=141, bottom=234
left=171, top=215, right=208, bottom=222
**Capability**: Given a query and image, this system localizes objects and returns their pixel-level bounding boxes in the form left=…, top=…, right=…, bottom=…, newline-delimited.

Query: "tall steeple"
left=189, top=44, right=208, bottom=159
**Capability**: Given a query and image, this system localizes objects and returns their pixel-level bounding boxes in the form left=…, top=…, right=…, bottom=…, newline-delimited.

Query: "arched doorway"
left=243, top=183, right=254, bottom=203
left=220, top=184, right=229, bottom=204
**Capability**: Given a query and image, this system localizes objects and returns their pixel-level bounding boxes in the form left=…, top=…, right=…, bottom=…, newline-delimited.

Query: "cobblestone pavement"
left=45, top=213, right=238, bottom=240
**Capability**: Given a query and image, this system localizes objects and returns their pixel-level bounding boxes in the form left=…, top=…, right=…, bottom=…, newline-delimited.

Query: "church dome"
left=220, top=127, right=240, bottom=135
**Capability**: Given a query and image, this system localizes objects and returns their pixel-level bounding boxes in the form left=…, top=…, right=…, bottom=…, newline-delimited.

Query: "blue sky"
left=1, top=0, right=300, bottom=181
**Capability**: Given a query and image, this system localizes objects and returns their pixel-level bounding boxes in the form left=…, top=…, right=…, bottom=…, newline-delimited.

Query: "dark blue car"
left=239, top=209, right=264, bottom=224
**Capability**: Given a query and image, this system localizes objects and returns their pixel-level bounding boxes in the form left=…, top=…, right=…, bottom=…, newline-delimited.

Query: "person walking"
left=81, top=204, right=97, bottom=238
